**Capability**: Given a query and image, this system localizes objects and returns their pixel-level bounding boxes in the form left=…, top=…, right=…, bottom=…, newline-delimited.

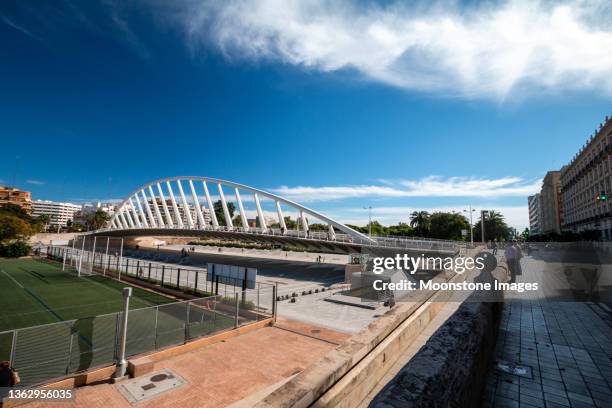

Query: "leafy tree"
left=213, top=200, right=235, bottom=226
left=232, top=215, right=243, bottom=227
left=521, top=228, right=530, bottom=240
left=307, top=223, right=329, bottom=231
left=409, top=211, right=431, bottom=236
left=428, top=212, right=470, bottom=240
left=33, top=214, right=51, bottom=232
left=0, top=203, right=32, bottom=222
left=0, top=241, right=30, bottom=257
left=284, top=216, right=297, bottom=229
left=0, top=213, right=33, bottom=242
left=86, top=209, right=110, bottom=230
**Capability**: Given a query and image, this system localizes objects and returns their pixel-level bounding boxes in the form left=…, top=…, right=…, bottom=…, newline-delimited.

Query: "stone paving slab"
left=23, top=321, right=343, bottom=408
left=484, top=300, right=612, bottom=408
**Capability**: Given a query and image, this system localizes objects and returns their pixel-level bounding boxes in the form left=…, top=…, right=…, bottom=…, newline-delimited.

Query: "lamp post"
left=463, top=206, right=476, bottom=245
left=363, top=206, right=372, bottom=236
left=481, top=210, right=489, bottom=244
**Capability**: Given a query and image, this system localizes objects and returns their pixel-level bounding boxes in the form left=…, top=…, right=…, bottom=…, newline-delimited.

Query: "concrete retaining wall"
left=370, top=270, right=504, bottom=407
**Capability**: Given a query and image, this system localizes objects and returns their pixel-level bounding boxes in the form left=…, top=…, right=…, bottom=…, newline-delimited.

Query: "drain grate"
left=495, top=360, right=533, bottom=379
left=117, top=368, right=186, bottom=404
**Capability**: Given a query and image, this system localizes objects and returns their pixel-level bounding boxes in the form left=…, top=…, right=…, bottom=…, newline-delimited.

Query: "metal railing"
left=89, top=224, right=461, bottom=251
left=44, top=246, right=262, bottom=296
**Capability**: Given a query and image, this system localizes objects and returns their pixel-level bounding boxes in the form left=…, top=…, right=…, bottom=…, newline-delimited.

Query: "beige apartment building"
left=0, top=186, right=32, bottom=213
left=539, top=170, right=563, bottom=234
left=560, top=115, right=612, bottom=239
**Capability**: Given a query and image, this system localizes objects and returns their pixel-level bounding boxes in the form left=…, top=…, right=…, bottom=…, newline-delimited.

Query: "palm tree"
left=409, top=211, right=431, bottom=236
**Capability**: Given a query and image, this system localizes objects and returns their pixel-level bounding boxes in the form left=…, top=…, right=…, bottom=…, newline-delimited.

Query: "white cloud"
left=26, top=179, right=45, bottom=185
left=179, top=0, right=612, bottom=99
left=333, top=205, right=529, bottom=230
left=271, top=176, right=540, bottom=201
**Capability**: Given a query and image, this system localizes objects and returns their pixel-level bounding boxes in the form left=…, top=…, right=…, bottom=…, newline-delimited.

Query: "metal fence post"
left=153, top=306, right=159, bottom=350
left=215, top=275, right=219, bottom=295
left=114, top=287, right=132, bottom=378
left=148, top=263, right=152, bottom=281
left=9, top=329, right=17, bottom=367
left=234, top=293, right=239, bottom=328
left=177, top=268, right=181, bottom=289
left=185, top=302, right=190, bottom=341
left=257, top=286, right=260, bottom=321
left=161, top=265, right=165, bottom=287
left=194, top=271, right=199, bottom=293
left=272, top=285, right=277, bottom=323
left=66, top=328, right=75, bottom=374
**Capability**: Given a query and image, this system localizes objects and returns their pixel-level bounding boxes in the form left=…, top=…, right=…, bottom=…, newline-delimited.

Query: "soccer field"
left=0, top=258, right=236, bottom=386
left=0, top=258, right=173, bottom=332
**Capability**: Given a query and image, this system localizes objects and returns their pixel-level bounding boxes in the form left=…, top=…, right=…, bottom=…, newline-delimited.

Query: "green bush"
left=0, top=241, right=31, bottom=257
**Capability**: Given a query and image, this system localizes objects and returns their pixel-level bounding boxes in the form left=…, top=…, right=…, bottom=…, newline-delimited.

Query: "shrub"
left=0, top=241, right=31, bottom=257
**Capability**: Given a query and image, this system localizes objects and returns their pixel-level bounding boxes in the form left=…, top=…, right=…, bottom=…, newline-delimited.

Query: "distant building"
left=528, top=194, right=542, bottom=235
left=539, top=170, right=563, bottom=234
left=32, top=200, right=81, bottom=227
left=0, top=186, right=32, bottom=213
left=74, top=202, right=118, bottom=225
left=561, top=115, right=612, bottom=239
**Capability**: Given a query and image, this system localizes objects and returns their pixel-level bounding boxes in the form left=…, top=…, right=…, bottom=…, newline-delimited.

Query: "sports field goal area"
left=0, top=251, right=274, bottom=387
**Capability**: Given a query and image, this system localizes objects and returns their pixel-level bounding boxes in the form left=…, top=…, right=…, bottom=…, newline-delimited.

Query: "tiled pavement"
left=483, top=300, right=612, bottom=408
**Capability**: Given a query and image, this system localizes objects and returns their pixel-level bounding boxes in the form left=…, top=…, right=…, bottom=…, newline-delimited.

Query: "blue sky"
left=1, top=0, right=611, bottom=229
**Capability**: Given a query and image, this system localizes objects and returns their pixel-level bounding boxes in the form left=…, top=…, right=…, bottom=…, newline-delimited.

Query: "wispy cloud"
left=271, top=176, right=540, bottom=201
left=25, top=179, right=45, bottom=186
left=178, top=0, right=612, bottom=100
left=1, top=15, right=43, bottom=43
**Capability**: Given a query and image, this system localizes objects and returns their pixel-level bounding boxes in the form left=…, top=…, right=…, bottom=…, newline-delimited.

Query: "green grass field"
left=0, top=258, right=173, bottom=332
left=0, top=258, right=235, bottom=386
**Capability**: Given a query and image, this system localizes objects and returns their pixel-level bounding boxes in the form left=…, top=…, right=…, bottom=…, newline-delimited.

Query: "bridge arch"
left=103, top=176, right=375, bottom=244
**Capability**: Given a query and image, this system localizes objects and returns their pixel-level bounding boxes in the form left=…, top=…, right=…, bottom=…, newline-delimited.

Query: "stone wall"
left=370, top=269, right=505, bottom=407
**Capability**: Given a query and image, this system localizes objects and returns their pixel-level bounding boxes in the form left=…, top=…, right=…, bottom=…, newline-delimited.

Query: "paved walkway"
left=24, top=320, right=347, bottom=408
left=483, top=300, right=612, bottom=408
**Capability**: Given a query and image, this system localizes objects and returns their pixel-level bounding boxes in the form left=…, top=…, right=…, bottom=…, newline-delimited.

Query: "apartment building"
left=528, top=194, right=542, bottom=235
left=539, top=170, right=563, bottom=234
left=0, top=186, right=32, bottom=213
left=560, top=115, right=612, bottom=239
left=32, top=200, right=82, bottom=227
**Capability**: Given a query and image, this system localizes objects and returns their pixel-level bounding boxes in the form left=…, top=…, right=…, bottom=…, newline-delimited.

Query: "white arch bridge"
left=91, top=176, right=459, bottom=255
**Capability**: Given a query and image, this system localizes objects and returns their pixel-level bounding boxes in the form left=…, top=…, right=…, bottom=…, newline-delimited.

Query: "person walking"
left=491, top=239, right=498, bottom=255
left=504, top=243, right=518, bottom=283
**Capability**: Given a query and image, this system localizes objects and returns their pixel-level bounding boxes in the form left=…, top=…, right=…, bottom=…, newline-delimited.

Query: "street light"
left=363, top=206, right=372, bottom=237
left=481, top=210, right=489, bottom=244
left=463, top=206, right=476, bottom=245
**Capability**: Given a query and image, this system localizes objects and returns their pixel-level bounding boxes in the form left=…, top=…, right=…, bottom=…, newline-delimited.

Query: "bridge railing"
left=92, top=223, right=461, bottom=251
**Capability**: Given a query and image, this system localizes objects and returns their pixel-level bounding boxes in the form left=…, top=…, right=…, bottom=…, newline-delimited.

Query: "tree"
left=213, top=200, right=235, bottom=226
left=0, top=213, right=33, bottom=242
left=473, top=210, right=511, bottom=241
left=86, top=210, right=111, bottom=230
left=428, top=212, right=470, bottom=240
left=521, top=228, right=530, bottom=240
left=232, top=215, right=243, bottom=227
left=284, top=216, right=297, bottom=229
left=0, top=203, right=32, bottom=222
left=34, top=214, right=51, bottom=232
left=410, top=211, right=431, bottom=236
